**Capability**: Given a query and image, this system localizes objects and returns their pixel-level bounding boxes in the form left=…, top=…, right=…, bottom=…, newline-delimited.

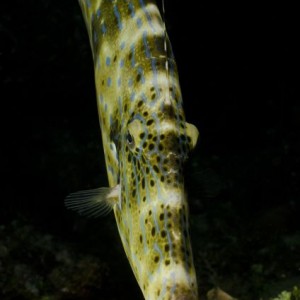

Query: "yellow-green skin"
left=79, top=0, right=199, bottom=299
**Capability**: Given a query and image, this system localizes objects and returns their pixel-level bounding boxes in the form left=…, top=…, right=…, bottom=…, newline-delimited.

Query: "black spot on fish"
left=136, top=73, right=141, bottom=82
left=140, top=132, right=145, bottom=139
left=151, top=227, right=155, bottom=236
left=159, top=213, right=164, bottom=221
left=165, top=259, right=170, bottom=266
left=154, top=256, right=159, bottom=263
left=132, top=189, right=136, bottom=197
left=163, top=104, right=175, bottom=118
left=161, top=230, right=166, bottom=238
left=146, top=119, right=154, bottom=126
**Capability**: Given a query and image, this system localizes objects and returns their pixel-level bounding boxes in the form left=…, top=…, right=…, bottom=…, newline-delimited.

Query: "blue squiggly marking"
left=130, top=44, right=136, bottom=67
left=113, top=4, right=123, bottom=30
left=142, top=31, right=151, bottom=59
left=137, top=66, right=145, bottom=84
left=128, top=1, right=135, bottom=18
left=130, top=92, right=136, bottom=101
left=101, top=23, right=107, bottom=34
left=136, top=17, right=143, bottom=28
left=96, top=8, right=101, bottom=18
left=139, top=0, right=156, bottom=33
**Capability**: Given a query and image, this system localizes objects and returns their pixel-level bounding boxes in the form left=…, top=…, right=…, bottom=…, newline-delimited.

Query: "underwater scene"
left=1, top=0, right=299, bottom=299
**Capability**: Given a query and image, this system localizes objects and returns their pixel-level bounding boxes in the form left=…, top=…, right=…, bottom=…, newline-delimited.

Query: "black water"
left=1, top=1, right=299, bottom=299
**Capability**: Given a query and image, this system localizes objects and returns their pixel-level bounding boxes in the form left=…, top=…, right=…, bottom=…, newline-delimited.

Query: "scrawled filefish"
left=66, top=0, right=199, bottom=299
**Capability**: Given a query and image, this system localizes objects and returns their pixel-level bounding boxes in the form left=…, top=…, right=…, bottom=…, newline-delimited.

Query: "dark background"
left=1, top=1, right=299, bottom=299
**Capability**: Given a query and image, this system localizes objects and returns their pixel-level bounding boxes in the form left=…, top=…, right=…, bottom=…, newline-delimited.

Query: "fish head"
left=115, top=102, right=199, bottom=300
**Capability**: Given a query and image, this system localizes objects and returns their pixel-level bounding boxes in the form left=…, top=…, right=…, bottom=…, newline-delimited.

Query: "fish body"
left=68, top=0, right=199, bottom=299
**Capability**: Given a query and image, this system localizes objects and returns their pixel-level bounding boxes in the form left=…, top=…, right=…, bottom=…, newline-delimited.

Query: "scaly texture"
left=78, top=0, right=199, bottom=299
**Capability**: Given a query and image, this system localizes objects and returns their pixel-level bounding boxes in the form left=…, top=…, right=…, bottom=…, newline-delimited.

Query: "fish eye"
left=126, top=131, right=135, bottom=148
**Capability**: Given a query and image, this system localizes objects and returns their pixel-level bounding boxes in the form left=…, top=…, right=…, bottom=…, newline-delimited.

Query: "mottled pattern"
left=78, top=0, right=199, bottom=299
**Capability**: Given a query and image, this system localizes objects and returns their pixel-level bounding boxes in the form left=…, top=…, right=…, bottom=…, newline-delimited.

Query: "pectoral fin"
left=65, top=185, right=120, bottom=217
left=186, top=122, right=199, bottom=150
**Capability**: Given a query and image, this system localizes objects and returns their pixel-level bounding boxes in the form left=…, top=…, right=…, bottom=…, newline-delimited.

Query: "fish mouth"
left=126, top=187, right=198, bottom=300
left=143, top=263, right=198, bottom=300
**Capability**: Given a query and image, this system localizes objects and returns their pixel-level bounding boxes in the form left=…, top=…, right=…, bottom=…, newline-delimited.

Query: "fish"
left=65, top=0, right=200, bottom=299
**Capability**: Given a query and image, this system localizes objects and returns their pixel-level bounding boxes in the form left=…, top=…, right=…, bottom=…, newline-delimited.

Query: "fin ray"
left=65, top=186, right=119, bottom=218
